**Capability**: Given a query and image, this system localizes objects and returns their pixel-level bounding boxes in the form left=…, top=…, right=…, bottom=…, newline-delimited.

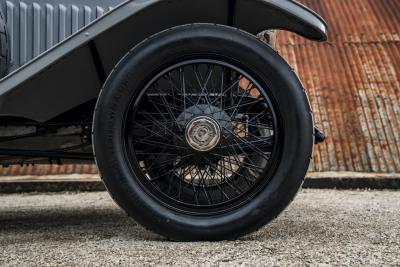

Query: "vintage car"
left=0, top=0, right=326, bottom=240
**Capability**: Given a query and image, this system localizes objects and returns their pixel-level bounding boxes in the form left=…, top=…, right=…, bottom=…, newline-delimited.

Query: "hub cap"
left=185, top=116, right=221, bottom=152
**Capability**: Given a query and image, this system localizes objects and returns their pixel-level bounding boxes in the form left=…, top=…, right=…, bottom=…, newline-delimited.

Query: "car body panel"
left=0, top=0, right=327, bottom=122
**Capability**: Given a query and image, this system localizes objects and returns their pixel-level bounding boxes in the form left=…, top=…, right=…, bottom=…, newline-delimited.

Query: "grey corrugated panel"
left=32, top=2, right=40, bottom=56
left=0, top=0, right=123, bottom=72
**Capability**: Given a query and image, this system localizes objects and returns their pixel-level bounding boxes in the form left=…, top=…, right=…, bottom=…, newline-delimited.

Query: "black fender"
left=0, top=0, right=327, bottom=122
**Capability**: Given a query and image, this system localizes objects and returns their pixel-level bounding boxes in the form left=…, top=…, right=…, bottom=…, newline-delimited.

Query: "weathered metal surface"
left=0, top=0, right=398, bottom=175
left=0, top=163, right=98, bottom=176
left=278, top=0, right=400, bottom=172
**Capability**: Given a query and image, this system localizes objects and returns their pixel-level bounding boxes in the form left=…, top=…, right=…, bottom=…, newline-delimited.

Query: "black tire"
left=93, top=24, right=314, bottom=241
left=0, top=9, right=9, bottom=78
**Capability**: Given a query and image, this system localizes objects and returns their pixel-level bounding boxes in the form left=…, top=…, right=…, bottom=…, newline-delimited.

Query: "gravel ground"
left=0, top=189, right=399, bottom=266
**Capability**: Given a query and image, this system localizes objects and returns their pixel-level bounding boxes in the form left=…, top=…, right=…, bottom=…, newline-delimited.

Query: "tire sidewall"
left=93, top=24, right=313, bottom=240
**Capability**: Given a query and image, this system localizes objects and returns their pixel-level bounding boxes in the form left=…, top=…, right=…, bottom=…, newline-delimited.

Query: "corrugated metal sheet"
left=278, top=0, right=400, bottom=173
left=0, top=0, right=399, bottom=176
left=0, top=163, right=98, bottom=176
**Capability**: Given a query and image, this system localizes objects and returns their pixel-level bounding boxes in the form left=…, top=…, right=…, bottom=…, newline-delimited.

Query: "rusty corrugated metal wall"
left=0, top=0, right=399, bottom=176
left=279, top=0, right=400, bottom=173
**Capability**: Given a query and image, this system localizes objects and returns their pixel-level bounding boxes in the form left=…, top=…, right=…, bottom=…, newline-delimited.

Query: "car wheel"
left=93, top=24, right=314, bottom=241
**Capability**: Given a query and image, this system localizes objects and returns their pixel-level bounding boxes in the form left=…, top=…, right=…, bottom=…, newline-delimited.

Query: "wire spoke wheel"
left=94, top=24, right=314, bottom=240
left=123, top=60, right=281, bottom=214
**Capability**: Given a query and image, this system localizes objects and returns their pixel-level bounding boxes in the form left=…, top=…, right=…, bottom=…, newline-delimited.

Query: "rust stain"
left=0, top=0, right=399, bottom=175
left=0, top=164, right=99, bottom=176
left=279, top=0, right=400, bottom=172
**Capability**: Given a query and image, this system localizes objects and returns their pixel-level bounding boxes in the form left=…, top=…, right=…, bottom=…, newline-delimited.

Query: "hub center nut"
left=185, top=116, right=221, bottom=152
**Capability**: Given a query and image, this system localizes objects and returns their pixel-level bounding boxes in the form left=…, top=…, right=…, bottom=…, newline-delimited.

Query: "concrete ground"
left=0, top=190, right=399, bottom=266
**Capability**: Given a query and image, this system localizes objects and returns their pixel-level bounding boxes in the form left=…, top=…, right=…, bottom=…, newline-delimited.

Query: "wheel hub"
left=185, top=116, right=221, bottom=152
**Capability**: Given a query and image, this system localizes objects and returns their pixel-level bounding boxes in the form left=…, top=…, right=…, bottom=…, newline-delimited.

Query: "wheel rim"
left=123, top=59, right=282, bottom=215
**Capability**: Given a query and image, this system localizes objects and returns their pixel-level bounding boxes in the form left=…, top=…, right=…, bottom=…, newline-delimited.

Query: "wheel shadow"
left=0, top=201, right=332, bottom=244
left=0, top=206, right=164, bottom=244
